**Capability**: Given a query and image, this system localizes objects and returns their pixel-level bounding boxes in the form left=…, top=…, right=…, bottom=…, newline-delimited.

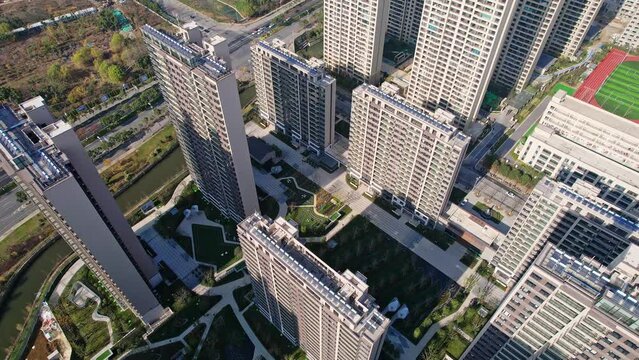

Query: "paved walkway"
left=254, top=167, right=288, bottom=218
left=49, top=259, right=86, bottom=306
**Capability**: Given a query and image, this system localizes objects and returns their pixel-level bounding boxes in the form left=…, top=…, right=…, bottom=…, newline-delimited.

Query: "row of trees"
left=491, top=159, right=539, bottom=188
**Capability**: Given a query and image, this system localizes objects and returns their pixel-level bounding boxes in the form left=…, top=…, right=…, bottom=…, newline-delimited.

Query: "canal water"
left=0, top=238, right=72, bottom=354
left=115, top=149, right=187, bottom=213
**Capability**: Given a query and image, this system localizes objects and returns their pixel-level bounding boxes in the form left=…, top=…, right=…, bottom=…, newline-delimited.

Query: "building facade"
left=348, top=85, right=469, bottom=223
left=491, top=178, right=638, bottom=286
left=491, top=0, right=564, bottom=94
left=252, top=39, right=336, bottom=154
left=0, top=102, right=165, bottom=325
left=407, top=0, right=516, bottom=129
left=323, top=0, right=390, bottom=84
left=238, top=214, right=390, bottom=360
left=518, top=91, right=639, bottom=219
left=142, top=24, right=258, bottom=223
left=619, top=6, right=639, bottom=49
left=387, top=0, right=424, bottom=44
left=463, top=244, right=639, bottom=360
left=544, top=0, right=603, bottom=58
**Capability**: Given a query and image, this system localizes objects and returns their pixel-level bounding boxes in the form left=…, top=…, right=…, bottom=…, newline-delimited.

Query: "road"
left=496, top=96, right=551, bottom=160
left=0, top=189, right=36, bottom=236
left=156, top=0, right=323, bottom=70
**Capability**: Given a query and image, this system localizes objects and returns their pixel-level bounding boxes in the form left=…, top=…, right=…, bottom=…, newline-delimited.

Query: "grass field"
left=595, top=61, right=639, bottom=119
left=192, top=224, right=241, bottom=269
left=0, top=213, right=55, bottom=275
left=551, top=82, right=576, bottom=96
left=199, top=306, right=254, bottom=360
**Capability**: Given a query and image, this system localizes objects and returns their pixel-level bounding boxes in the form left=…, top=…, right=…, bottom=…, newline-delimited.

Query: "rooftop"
left=0, top=105, right=68, bottom=189
left=256, top=39, right=332, bottom=83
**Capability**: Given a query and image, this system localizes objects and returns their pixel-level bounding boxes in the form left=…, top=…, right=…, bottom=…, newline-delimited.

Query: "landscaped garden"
left=243, top=306, right=304, bottom=359
left=100, top=125, right=178, bottom=194
left=123, top=342, right=184, bottom=360
left=306, top=216, right=460, bottom=342
left=472, top=202, right=504, bottom=223
left=420, top=301, right=495, bottom=359
left=52, top=265, right=145, bottom=359
left=199, top=306, right=254, bottom=360
left=192, top=224, right=242, bottom=270
left=148, top=281, right=221, bottom=342
left=275, top=163, right=350, bottom=237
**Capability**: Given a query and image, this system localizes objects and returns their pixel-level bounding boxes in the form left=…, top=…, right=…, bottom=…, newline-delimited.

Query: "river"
left=0, top=239, right=72, bottom=354
left=115, top=149, right=187, bottom=213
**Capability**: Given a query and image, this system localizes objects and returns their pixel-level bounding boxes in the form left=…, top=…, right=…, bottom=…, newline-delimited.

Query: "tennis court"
left=594, top=61, right=639, bottom=119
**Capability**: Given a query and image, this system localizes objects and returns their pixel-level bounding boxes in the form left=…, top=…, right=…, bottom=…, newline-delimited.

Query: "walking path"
left=49, top=259, right=85, bottom=306
left=253, top=167, right=288, bottom=218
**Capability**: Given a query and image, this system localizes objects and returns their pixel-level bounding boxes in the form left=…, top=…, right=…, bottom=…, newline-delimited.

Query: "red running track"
left=574, top=49, right=630, bottom=105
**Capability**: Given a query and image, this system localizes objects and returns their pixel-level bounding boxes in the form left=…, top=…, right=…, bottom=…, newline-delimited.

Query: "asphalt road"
left=497, top=96, right=551, bottom=159
left=0, top=189, right=36, bottom=236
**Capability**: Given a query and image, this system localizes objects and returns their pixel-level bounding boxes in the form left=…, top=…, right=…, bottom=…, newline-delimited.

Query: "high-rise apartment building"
left=519, top=91, right=639, bottom=219
left=463, top=243, right=639, bottom=360
left=0, top=101, right=165, bottom=325
left=238, top=214, right=390, bottom=360
left=323, top=0, right=390, bottom=84
left=251, top=39, right=336, bottom=154
left=407, top=0, right=516, bottom=129
left=142, top=24, right=258, bottom=223
left=544, top=0, right=603, bottom=58
left=618, top=0, right=639, bottom=19
left=619, top=6, right=639, bottom=49
left=387, top=0, right=424, bottom=44
left=348, top=85, right=469, bottom=223
left=491, top=178, right=638, bottom=287
left=491, top=0, right=564, bottom=94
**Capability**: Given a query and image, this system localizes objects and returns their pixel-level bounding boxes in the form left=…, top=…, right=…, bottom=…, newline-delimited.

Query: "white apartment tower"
left=238, top=214, right=390, bottom=360
left=491, top=0, right=564, bottom=94
left=463, top=244, right=639, bottom=360
left=519, top=91, right=639, bottom=219
left=348, top=85, right=469, bottom=223
left=142, top=24, right=258, bottom=223
left=387, top=0, right=424, bottom=44
left=619, top=6, right=639, bottom=49
left=491, top=178, right=638, bottom=287
left=0, top=101, right=165, bottom=325
left=251, top=39, right=336, bottom=154
left=544, top=0, right=603, bottom=58
left=323, top=0, right=390, bottom=84
left=407, top=0, right=516, bottom=129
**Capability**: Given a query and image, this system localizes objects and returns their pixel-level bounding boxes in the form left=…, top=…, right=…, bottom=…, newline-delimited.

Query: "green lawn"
left=306, top=216, right=459, bottom=342
left=148, top=282, right=221, bottom=342
left=298, top=40, right=323, bottom=60
left=239, top=83, right=256, bottom=108
left=551, top=82, right=576, bottom=96
left=95, top=348, right=113, bottom=360
left=595, top=61, right=639, bottom=119
left=0, top=212, right=55, bottom=274
left=177, top=0, right=243, bottom=22
left=473, top=202, right=504, bottom=223
left=200, top=306, right=255, bottom=360
left=286, top=206, right=330, bottom=237
left=232, top=285, right=253, bottom=311
left=192, top=224, right=241, bottom=269
left=243, top=306, right=302, bottom=359
left=123, top=342, right=184, bottom=360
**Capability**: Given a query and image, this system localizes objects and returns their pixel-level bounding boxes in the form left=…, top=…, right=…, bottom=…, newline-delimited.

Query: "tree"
left=173, top=288, right=191, bottom=311
left=67, top=85, right=88, bottom=103
left=96, top=60, right=111, bottom=80
left=107, top=64, right=125, bottom=83
left=137, top=55, right=152, bottom=70
left=110, top=33, right=125, bottom=53
left=520, top=174, right=533, bottom=187
left=464, top=273, right=481, bottom=292
left=201, top=268, right=215, bottom=287
left=478, top=281, right=496, bottom=304
left=0, top=86, right=22, bottom=103
left=0, top=22, right=14, bottom=41
left=98, top=9, right=119, bottom=31
left=72, top=47, right=93, bottom=67
left=16, top=191, right=28, bottom=203
left=47, top=62, right=69, bottom=82
left=498, top=163, right=511, bottom=177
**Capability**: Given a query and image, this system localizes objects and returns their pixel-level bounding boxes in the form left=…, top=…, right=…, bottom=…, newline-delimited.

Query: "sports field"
left=594, top=61, right=639, bottom=120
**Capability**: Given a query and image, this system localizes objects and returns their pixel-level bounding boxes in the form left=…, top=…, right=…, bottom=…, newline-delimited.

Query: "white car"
left=506, top=191, right=515, bottom=198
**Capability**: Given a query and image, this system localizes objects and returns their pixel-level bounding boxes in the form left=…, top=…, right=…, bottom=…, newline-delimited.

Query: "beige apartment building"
left=387, top=0, right=424, bottom=44
left=323, top=0, right=390, bottom=84
left=0, top=101, right=166, bottom=325
left=544, top=0, right=603, bottom=58
left=238, top=214, right=390, bottom=360
left=519, top=91, right=639, bottom=218
left=619, top=5, right=639, bottom=49
left=463, top=244, right=639, bottom=360
left=142, top=24, right=258, bottom=223
left=251, top=39, right=336, bottom=154
left=348, top=84, right=469, bottom=223
left=491, top=0, right=564, bottom=94
left=407, top=0, right=516, bottom=129
left=491, top=178, right=638, bottom=287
